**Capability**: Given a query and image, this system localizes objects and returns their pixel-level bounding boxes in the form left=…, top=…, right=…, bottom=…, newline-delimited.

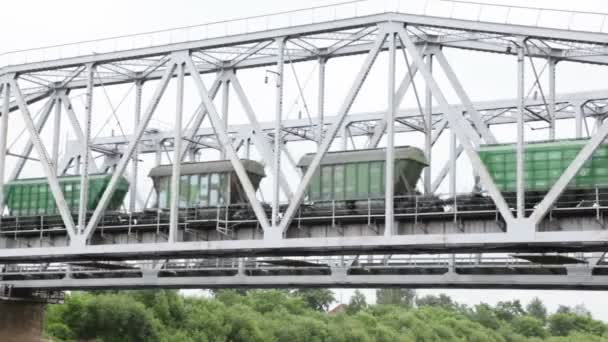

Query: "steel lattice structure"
left=2, top=0, right=608, bottom=290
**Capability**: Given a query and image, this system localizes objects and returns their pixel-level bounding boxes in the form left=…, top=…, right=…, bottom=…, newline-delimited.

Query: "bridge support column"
left=0, top=298, right=46, bottom=342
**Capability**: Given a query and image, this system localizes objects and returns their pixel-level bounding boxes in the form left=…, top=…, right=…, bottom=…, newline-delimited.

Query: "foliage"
left=292, top=288, right=336, bottom=311
left=347, top=290, right=368, bottom=314
left=526, top=297, right=548, bottom=323
left=44, top=290, right=608, bottom=342
left=375, top=288, right=416, bottom=307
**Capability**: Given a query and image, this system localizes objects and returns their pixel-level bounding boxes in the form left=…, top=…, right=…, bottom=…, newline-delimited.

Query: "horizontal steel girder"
left=1, top=12, right=608, bottom=93
left=85, top=89, right=608, bottom=154
left=1, top=229, right=608, bottom=263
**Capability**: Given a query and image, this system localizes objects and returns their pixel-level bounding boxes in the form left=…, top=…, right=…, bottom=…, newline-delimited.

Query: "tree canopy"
left=44, top=289, right=608, bottom=342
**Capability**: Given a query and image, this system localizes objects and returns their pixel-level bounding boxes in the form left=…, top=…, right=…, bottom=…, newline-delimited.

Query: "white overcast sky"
left=3, top=0, right=608, bottom=319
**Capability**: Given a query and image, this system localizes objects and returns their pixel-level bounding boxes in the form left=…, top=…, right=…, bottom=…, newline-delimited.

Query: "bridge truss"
left=1, top=0, right=608, bottom=290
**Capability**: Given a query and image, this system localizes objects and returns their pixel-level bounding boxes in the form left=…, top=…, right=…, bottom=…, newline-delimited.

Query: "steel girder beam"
left=0, top=82, right=9, bottom=210
left=397, top=26, right=515, bottom=225
left=8, top=97, right=56, bottom=181
left=169, top=60, right=185, bottom=243
left=529, top=118, right=608, bottom=224
left=229, top=72, right=294, bottom=200
left=179, top=76, right=222, bottom=161
left=385, top=29, right=397, bottom=236
left=81, top=59, right=177, bottom=244
left=4, top=12, right=608, bottom=79
left=434, top=50, right=496, bottom=144
left=78, top=64, right=95, bottom=234
left=278, top=27, right=388, bottom=237
left=367, top=50, right=421, bottom=149
left=182, top=53, right=272, bottom=232
left=3, top=229, right=608, bottom=262
left=10, top=78, right=77, bottom=240
left=57, top=92, right=99, bottom=173
left=6, top=272, right=608, bottom=291
left=85, top=89, right=608, bottom=151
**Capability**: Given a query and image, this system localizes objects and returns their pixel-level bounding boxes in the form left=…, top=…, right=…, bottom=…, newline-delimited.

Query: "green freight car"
left=478, top=139, right=608, bottom=192
left=149, top=160, right=266, bottom=209
left=297, top=146, right=428, bottom=201
left=5, top=174, right=129, bottom=217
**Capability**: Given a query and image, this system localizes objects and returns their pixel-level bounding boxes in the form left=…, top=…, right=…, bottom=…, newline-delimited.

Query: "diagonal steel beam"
left=183, top=54, right=271, bottom=232
left=179, top=76, right=222, bottom=161
left=432, top=144, right=464, bottom=193
left=397, top=27, right=515, bottom=225
left=229, top=72, right=294, bottom=200
left=9, top=96, right=56, bottom=181
left=82, top=61, right=177, bottom=243
left=367, top=53, right=421, bottom=148
left=529, top=120, right=608, bottom=224
left=10, top=78, right=77, bottom=239
left=435, top=50, right=497, bottom=144
left=279, top=30, right=388, bottom=236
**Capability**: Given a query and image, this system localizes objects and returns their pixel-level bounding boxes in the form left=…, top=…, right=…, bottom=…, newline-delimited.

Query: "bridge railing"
left=0, top=0, right=606, bottom=67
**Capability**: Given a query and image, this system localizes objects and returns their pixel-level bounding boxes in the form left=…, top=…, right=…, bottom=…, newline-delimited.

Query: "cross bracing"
left=1, top=0, right=608, bottom=293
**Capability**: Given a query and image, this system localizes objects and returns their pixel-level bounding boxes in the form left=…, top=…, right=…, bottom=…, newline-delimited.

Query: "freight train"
left=3, top=139, right=608, bottom=230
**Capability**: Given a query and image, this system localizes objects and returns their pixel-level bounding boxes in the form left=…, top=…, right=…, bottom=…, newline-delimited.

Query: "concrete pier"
left=0, top=298, right=46, bottom=342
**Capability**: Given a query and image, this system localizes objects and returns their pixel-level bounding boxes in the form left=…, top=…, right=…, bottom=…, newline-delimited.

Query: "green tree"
left=548, top=312, right=607, bottom=337
left=526, top=297, right=548, bottom=323
left=292, top=288, right=336, bottom=311
left=347, top=290, right=368, bottom=314
left=469, top=303, right=501, bottom=330
left=512, top=315, right=547, bottom=338
left=416, top=294, right=456, bottom=310
left=45, top=293, right=162, bottom=342
left=495, top=300, right=525, bottom=321
left=376, top=288, right=416, bottom=307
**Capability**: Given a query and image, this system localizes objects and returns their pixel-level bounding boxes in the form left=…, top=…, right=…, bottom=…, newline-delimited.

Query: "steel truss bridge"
left=1, top=0, right=608, bottom=291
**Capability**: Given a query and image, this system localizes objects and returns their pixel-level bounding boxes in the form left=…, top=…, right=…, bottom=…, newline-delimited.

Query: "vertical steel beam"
left=130, top=80, right=143, bottom=213
left=10, top=78, right=76, bottom=239
left=279, top=30, right=387, bottom=235
left=397, top=28, right=515, bottom=225
left=58, top=93, right=99, bottom=174
left=516, top=44, right=526, bottom=219
left=0, top=82, right=9, bottom=211
left=272, top=38, right=285, bottom=229
left=78, top=64, right=95, bottom=234
left=317, top=57, right=326, bottom=146
left=450, top=128, right=457, bottom=197
left=424, top=54, right=433, bottom=195
left=548, top=58, right=556, bottom=140
left=83, top=61, right=176, bottom=241
left=169, top=62, right=185, bottom=243
left=574, top=102, right=584, bottom=138
left=183, top=55, right=271, bottom=232
left=52, top=94, right=62, bottom=172
left=342, top=124, right=349, bottom=150
left=220, top=77, right=230, bottom=159
left=385, top=31, right=396, bottom=237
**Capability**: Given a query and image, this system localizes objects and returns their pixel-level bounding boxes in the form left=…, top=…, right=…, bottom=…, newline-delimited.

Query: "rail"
left=0, top=0, right=606, bottom=66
